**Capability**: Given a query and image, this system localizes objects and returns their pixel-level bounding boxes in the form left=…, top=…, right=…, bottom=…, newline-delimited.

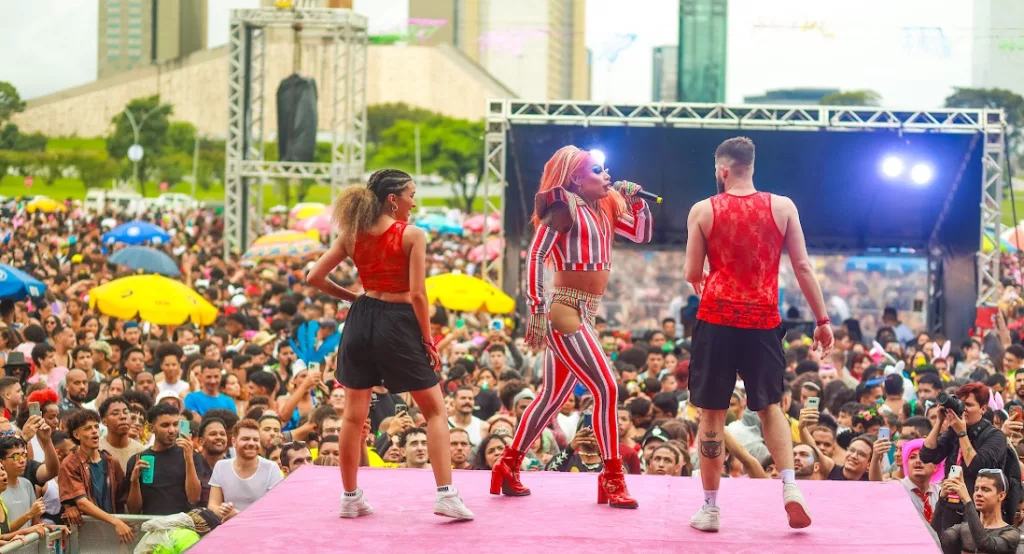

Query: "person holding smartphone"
left=123, top=403, right=202, bottom=515
left=919, top=383, right=1016, bottom=523
left=932, top=469, right=1020, bottom=554
left=308, top=169, right=473, bottom=521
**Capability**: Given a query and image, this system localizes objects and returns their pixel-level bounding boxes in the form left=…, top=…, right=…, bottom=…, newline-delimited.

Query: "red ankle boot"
left=598, top=458, right=638, bottom=508
left=489, top=448, right=531, bottom=496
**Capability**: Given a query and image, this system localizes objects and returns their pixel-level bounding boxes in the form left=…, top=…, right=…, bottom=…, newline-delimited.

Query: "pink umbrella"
left=468, top=238, right=504, bottom=263
left=463, top=213, right=500, bottom=234
left=291, top=213, right=332, bottom=234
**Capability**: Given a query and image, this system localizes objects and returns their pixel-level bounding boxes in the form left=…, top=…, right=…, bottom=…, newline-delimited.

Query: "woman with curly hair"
left=308, top=169, right=472, bottom=521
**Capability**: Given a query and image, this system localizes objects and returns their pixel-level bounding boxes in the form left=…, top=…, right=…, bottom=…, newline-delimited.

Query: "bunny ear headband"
left=884, top=360, right=906, bottom=376
left=870, top=341, right=897, bottom=365
left=932, top=341, right=951, bottom=360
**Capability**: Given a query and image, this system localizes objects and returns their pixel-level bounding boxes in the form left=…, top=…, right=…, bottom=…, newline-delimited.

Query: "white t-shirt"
left=449, top=416, right=485, bottom=445
left=209, top=458, right=283, bottom=512
left=158, top=380, right=190, bottom=397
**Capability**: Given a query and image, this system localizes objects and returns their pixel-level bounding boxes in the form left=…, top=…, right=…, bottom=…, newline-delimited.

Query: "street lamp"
left=121, top=107, right=159, bottom=187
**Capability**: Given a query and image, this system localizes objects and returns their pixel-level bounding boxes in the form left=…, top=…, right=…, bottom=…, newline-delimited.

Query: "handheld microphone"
left=613, top=181, right=663, bottom=204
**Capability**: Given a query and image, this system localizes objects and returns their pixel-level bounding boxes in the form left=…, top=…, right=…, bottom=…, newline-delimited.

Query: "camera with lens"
left=936, top=392, right=965, bottom=417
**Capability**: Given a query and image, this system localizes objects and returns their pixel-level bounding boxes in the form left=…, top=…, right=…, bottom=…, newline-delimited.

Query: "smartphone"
left=581, top=409, right=593, bottom=430
left=178, top=419, right=191, bottom=438
left=309, top=362, right=320, bottom=373
left=140, top=455, right=155, bottom=485
left=878, top=427, right=890, bottom=441
left=1012, top=405, right=1023, bottom=421
left=949, top=465, right=963, bottom=480
left=456, top=318, right=465, bottom=329
left=395, top=402, right=408, bottom=418
left=912, top=299, right=924, bottom=313
left=490, top=318, right=504, bottom=332
left=28, top=402, right=40, bottom=419
left=183, top=344, right=200, bottom=356
left=805, top=397, right=820, bottom=411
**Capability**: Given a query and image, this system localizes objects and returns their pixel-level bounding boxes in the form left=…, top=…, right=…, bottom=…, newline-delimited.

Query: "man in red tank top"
left=683, top=137, right=834, bottom=532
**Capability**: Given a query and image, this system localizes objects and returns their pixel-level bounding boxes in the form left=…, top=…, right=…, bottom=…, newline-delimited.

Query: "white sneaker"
left=434, top=489, right=474, bottom=521
left=339, top=489, right=374, bottom=518
left=690, top=505, right=720, bottom=532
left=783, top=484, right=811, bottom=529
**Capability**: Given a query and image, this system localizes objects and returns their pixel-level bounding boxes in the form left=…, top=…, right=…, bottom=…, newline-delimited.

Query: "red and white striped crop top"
left=525, top=188, right=653, bottom=314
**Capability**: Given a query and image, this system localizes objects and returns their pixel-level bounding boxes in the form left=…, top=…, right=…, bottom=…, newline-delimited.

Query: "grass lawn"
left=0, top=175, right=496, bottom=212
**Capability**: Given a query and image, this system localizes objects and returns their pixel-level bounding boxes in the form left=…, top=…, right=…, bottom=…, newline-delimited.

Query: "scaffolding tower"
left=225, top=5, right=368, bottom=252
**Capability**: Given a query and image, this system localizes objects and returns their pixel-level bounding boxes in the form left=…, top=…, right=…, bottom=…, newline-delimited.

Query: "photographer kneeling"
left=920, top=383, right=1018, bottom=524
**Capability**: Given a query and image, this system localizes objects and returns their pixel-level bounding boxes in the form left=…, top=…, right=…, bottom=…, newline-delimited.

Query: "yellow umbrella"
left=243, top=230, right=325, bottom=261
left=289, top=202, right=327, bottom=220
left=88, top=274, right=218, bottom=326
left=425, top=273, right=515, bottom=314
left=25, top=197, right=66, bottom=213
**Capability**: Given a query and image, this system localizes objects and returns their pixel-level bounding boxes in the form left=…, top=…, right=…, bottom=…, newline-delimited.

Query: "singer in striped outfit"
left=489, top=145, right=653, bottom=508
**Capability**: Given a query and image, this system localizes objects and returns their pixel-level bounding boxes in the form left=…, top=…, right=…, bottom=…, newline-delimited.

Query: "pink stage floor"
left=190, top=466, right=940, bottom=554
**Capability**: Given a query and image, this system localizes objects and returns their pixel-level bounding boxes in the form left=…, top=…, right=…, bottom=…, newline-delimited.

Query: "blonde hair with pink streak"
left=531, top=145, right=626, bottom=229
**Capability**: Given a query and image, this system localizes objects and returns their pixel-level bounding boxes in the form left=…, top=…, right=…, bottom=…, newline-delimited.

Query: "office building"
left=97, top=0, right=208, bottom=80
left=652, top=46, right=678, bottom=102
left=409, top=0, right=589, bottom=100
left=972, top=0, right=1024, bottom=96
left=677, top=0, right=727, bottom=103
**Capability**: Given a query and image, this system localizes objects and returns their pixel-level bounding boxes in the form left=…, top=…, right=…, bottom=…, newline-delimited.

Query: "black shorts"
left=688, top=319, right=786, bottom=412
left=336, top=296, right=439, bottom=393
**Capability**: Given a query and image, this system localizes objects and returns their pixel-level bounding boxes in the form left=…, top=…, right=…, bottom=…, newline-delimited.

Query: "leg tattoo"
left=699, top=431, right=723, bottom=459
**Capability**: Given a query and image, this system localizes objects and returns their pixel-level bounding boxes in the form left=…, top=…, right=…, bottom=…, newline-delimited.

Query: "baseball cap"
left=641, top=425, right=669, bottom=448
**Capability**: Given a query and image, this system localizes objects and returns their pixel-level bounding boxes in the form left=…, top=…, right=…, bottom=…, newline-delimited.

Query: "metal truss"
left=486, top=99, right=1007, bottom=307
left=481, top=118, right=508, bottom=286
left=979, top=123, right=1007, bottom=306
left=491, top=100, right=996, bottom=133
left=225, top=7, right=368, bottom=252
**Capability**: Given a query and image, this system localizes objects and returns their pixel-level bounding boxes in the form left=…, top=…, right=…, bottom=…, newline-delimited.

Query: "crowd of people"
left=0, top=194, right=1023, bottom=552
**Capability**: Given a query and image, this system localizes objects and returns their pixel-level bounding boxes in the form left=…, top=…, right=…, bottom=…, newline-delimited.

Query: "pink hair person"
left=902, top=438, right=945, bottom=484
left=531, top=145, right=626, bottom=229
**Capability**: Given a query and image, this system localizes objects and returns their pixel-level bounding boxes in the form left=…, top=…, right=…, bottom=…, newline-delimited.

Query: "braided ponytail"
left=331, top=168, right=412, bottom=249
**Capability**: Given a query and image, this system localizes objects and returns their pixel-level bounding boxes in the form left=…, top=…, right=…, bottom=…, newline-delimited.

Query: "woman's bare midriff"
left=553, top=270, right=610, bottom=296
left=365, top=290, right=412, bottom=303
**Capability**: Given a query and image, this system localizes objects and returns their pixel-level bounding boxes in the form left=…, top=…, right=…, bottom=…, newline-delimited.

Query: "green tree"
left=0, top=82, right=26, bottom=124
left=0, top=124, right=46, bottom=152
left=819, top=90, right=883, bottom=106
left=165, top=121, right=197, bottom=154
left=75, top=155, right=119, bottom=189
left=372, top=116, right=484, bottom=211
left=106, top=95, right=173, bottom=195
left=945, top=87, right=1024, bottom=166
left=367, top=103, right=434, bottom=150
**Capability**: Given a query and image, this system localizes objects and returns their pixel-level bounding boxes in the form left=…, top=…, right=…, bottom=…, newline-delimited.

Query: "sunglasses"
left=978, top=468, right=1008, bottom=491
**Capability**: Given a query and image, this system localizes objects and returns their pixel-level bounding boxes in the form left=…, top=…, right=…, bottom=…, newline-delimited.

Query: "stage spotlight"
left=881, top=156, right=904, bottom=178
left=910, top=163, right=934, bottom=185
left=589, top=149, right=606, bottom=167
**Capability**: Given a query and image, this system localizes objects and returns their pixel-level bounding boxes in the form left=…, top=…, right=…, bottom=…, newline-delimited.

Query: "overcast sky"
left=0, top=0, right=1005, bottom=107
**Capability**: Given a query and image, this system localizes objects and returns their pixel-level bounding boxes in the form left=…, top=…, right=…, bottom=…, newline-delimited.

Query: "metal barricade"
left=65, top=516, right=150, bottom=554
left=0, top=530, right=63, bottom=554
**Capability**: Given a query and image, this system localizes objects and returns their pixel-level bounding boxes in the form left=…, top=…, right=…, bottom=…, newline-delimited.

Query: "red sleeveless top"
left=696, top=192, right=784, bottom=330
left=352, top=221, right=410, bottom=293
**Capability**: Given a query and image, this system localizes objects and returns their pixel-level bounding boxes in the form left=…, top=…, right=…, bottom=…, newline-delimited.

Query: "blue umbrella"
left=414, top=214, right=464, bottom=236
left=108, top=246, right=181, bottom=277
left=0, top=264, right=47, bottom=300
left=413, top=214, right=448, bottom=232
left=102, top=220, right=171, bottom=246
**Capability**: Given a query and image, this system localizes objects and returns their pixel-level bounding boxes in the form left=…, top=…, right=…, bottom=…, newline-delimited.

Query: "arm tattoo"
left=700, top=431, right=723, bottom=459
